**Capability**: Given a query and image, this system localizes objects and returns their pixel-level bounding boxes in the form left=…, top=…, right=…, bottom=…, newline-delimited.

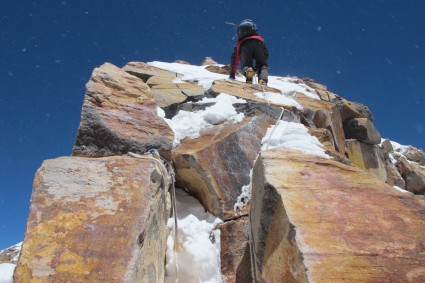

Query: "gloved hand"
left=229, top=73, right=236, bottom=80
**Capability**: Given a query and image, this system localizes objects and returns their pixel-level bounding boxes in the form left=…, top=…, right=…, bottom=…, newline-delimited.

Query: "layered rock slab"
left=72, top=63, right=174, bottom=158
left=396, top=156, right=425, bottom=195
left=218, top=216, right=252, bottom=283
left=294, top=93, right=346, bottom=156
left=344, top=117, right=381, bottom=145
left=210, top=80, right=286, bottom=106
left=345, top=139, right=387, bottom=182
left=15, top=156, right=170, bottom=282
left=151, top=82, right=205, bottom=108
left=122, top=61, right=182, bottom=82
left=251, top=148, right=425, bottom=283
left=0, top=243, right=21, bottom=264
left=172, top=114, right=274, bottom=220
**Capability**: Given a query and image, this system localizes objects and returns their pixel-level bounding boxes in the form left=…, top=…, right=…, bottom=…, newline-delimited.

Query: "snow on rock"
left=234, top=168, right=253, bottom=212
left=393, top=186, right=411, bottom=194
left=261, top=121, right=330, bottom=158
left=253, top=91, right=302, bottom=109
left=197, top=93, right=246, bottom=105
left=0, top=242, right=22, bottom=264
left=235, top=121, right=330, bottom=212
left=160, top=93, right=246, bottom=147
left=0, top=263, right=15, bottom=283
left=268, top=76, right=320, bottom=100
left=389, top=140, right=409, bottom=153
left=149, top=61, right=321, bottom=102
left=165, top=188, right=222, bottom=283
left=149, top=61, right=229, bottom=89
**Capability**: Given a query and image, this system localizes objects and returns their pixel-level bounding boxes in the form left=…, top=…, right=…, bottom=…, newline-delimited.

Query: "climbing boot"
left=245, top=67, right=254, bottom=84
left=259, top=79, right=267, bottom=86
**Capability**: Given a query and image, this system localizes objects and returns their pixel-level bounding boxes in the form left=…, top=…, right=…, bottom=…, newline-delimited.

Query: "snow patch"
left=389, top=153, right=398, bottom=164
left=165, top=188, right=222, bottom=283
left=393, top=186, right=410, bottom=193
left=389, top=140, right=409, bottom=154
left=148, top=61, right=228, bottom=89
left=234, top=169, right=253, bottom=212
left=0, top=263, right=15, bottom=283
left=268, top=76, right=320, bottom=100
left=235, top=121, right=330, bottom=212
left=161, top=93, right=245, bottom=146
left=253, top=91, right=302, bottom=109
left=261, top=121, right=330, bottom=158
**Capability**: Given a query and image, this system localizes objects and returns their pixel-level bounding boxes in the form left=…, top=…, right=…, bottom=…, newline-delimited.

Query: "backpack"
left=236, top=19, right=258, bottom=40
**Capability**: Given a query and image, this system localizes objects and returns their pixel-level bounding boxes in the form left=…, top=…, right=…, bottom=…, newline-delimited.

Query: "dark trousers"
left=240, top=39, right=269, bottom=81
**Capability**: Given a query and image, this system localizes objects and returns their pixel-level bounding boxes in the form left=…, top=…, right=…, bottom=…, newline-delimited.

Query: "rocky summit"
left=12, top=58, right=425, bottom=282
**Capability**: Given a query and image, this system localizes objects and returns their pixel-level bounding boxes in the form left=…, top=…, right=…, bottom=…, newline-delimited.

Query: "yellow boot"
left=245, top=67, right=254, bottom=84
left=259, top=79, right=267, bottom=86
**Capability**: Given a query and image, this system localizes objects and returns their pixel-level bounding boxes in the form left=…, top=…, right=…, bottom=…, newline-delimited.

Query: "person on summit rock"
left=229, top=19, right=269, bottom=85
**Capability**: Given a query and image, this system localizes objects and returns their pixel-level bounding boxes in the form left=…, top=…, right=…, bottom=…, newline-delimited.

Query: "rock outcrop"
left=72, top=63, right=174, bottom=159
left=15, top=59, right=425, bottom=282
left=251, top=148, right=425, bottom=283
left=172, top=114, right=274, bottom=220
left=218, top=217, right=252, bottom=283
left=15, top=156, right=170, bottom=282
left=345, top=139, right=387, bottom=181
left=344, top=117, right=381, bottom=145
left=0, top=243, right=21, bottom=264
left=294, top=93, right=346, bottom=156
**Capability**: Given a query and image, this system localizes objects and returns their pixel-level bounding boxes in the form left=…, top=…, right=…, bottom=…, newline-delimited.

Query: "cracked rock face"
left=343, top=117, right=381, bottom=145
left=72, top=63, right=174, bottom=159
left=14, top=156, right=170, bottom=282
left=172, top=114, right=274, bottom=220
left=251, top=148, right=425, bottom=283
left=0, top=243, right=21, bottom=264
left=151, top=82, right=205, bottom=107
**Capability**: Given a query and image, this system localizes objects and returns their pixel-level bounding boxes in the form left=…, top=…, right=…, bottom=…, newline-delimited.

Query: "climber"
left=229, top=19, right=269, bottom=85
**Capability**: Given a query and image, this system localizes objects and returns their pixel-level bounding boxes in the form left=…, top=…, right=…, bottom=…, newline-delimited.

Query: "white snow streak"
left=165, top=188, right=222, bottom=283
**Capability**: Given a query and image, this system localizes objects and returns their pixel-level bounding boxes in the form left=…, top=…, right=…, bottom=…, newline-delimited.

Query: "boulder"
left=172, top=114, right=274, bottom=220
left=308, top=128, right=335, bottom=152
left=218, top=216, right=252, bottom=283
left=174, top=60, right=191, bottom=65
left=334, top=99, right=374, bottom=122
left=72, top=63, right=174, bottom=159
left=379, top=139, right=405, bottom=188
left=396, top=155, right=414, bottom=175
left=0, top=243, right=21, bottom=264
left=401, top=145, right=425, bottom=165
left=336, top=99, right=364, bottom=122
left=345, top=139, right=387, bottom=182
left=250, top=148, right=425, bottom=283
left=205, top=65, right=231, bottom=75
left=344, top=117, right=381, bottom=145
left=122, top=61, right=182, bottom=82
left=349, top=101, right=374, bottom=122
left=15, top=156, right=170, bottom=282
left=384, top=160, right=405, bottom=189
left=145, top=76, right=175, bottom=87
left=404, top=169, right=425, bottom=195
left=151, top=82, right=205, bottom=108
left=396, top=157, right=425, bottom=194
left=380, top=138, right=394, bottom=155
left=201, top=57, right=218, bottom=65
left=294, top=93, right=346, bottom=156
left=301, top=78, right=339, bottom=101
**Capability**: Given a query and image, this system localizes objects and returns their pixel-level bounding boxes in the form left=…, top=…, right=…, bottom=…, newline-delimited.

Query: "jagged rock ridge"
left=13, top=58, right=425, bottom=282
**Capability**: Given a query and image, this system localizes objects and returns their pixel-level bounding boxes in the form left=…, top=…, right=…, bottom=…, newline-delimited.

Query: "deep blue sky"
left=1, top=0, right=424, bottom=249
